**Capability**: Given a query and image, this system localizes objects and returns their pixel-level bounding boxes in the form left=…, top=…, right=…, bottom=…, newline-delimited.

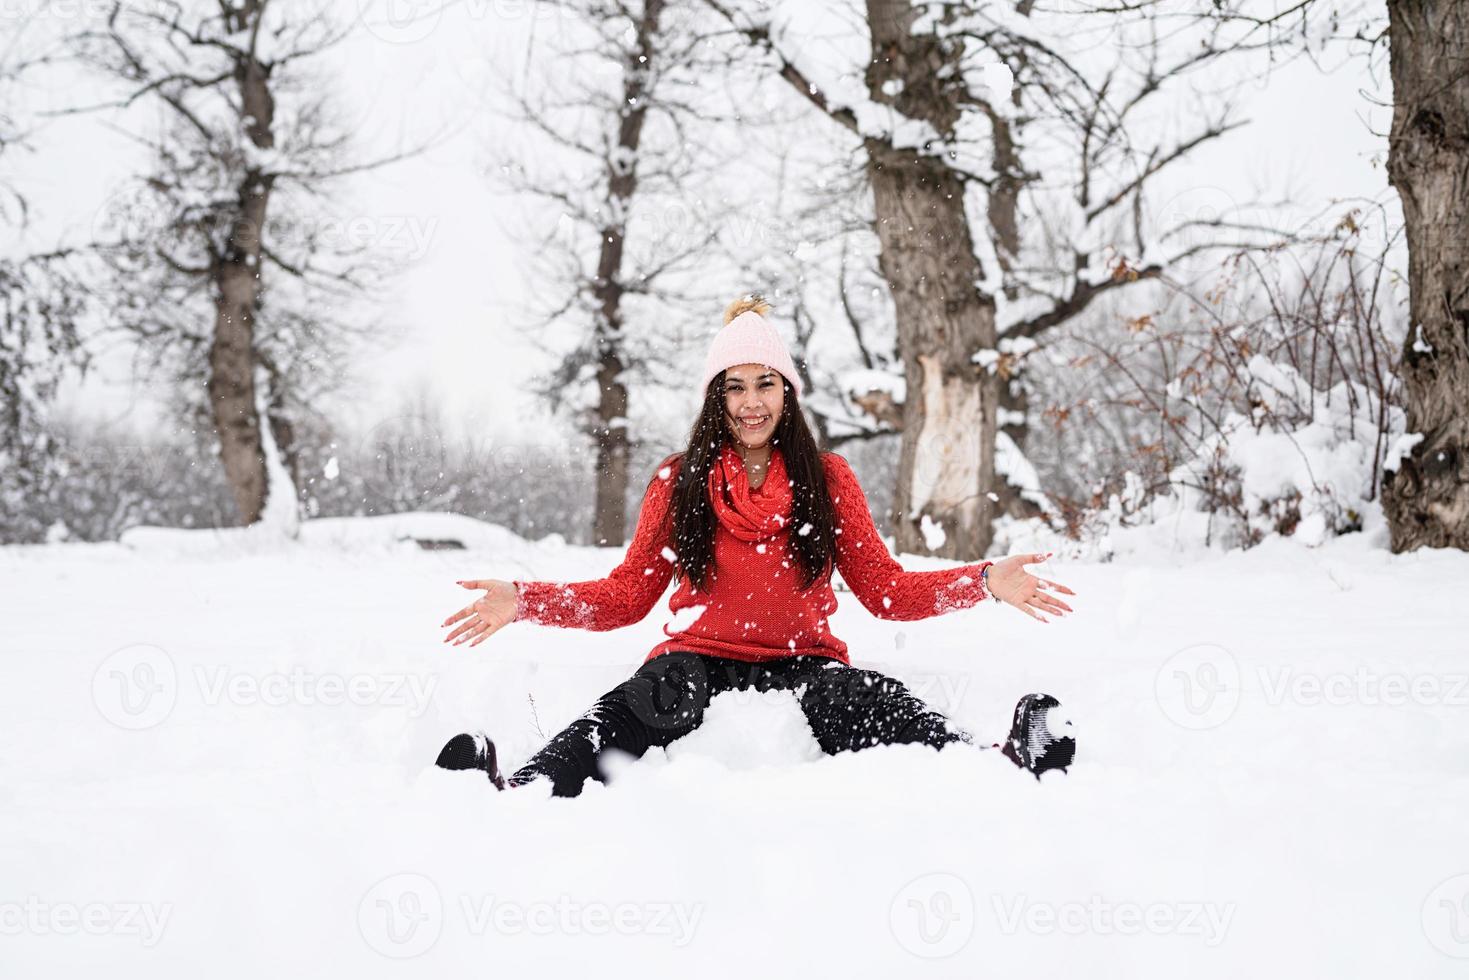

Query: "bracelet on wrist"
left=981, top=563, right=1001, bottom=603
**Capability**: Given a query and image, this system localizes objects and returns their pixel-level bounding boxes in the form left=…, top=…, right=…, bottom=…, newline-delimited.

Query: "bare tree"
left=66, top=0, right=403, bottom=529
left=492, top=0, right=741, bottom=545
left=0, top=252, right=91, bottom=542
left=1380, top=0, right=1469, bottom=551
left=701, top=0, right=1309, bottom=558
left=0, top=41, right=90, bottom=543
left=1110, top=0, right=1468, bottom=554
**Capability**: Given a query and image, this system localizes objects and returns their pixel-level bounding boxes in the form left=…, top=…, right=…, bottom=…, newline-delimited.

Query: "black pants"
left=507, top=651, right=973, bottom=797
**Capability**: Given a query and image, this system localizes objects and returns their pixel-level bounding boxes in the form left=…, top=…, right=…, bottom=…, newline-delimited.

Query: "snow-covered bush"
left=1024, top=206, right=1406, bottom=556
left=1123, top=354, right=1402, bottom=549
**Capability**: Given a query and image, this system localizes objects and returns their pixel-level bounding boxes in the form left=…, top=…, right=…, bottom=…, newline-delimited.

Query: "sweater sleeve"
left=823, top=453, right=993, bottom=621
left=511, top=459, right=680, bottom=631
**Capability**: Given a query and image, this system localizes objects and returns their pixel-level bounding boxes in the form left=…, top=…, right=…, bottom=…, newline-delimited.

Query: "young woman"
left=437, top=295, right=1077, bottom=797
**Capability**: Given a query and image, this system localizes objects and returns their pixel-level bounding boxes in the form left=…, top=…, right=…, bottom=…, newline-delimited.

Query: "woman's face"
left=722, top=363, right=784, bottom=450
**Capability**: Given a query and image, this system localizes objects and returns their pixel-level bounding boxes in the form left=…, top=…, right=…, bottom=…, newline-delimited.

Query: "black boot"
left=1003, top=694, right=1075, bottom=778
left=435, top=732, right=507, bottom=790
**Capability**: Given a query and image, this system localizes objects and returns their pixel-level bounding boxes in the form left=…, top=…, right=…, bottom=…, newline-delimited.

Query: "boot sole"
left=435, top=732, right=507, bottom=789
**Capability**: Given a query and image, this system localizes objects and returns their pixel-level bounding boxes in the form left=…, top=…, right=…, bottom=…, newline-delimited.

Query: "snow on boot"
left=1004, top=694, right=1075, bottom=778
left=435, top=732, right=507, bottom=790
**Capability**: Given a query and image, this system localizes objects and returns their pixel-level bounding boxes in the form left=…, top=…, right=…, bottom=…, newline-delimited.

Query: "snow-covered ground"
left=3, top=515, right=1467, bottom=978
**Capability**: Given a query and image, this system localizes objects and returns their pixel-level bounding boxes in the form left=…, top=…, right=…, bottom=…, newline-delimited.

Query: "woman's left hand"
left=986, top=552, right=1075, bottom=623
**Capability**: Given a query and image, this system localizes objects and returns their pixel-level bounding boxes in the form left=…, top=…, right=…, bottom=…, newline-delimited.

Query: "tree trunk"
left=985, top=89, right=1045, bottom=523
left=209, top=256, right=268, bottom=524
left=593, top=344, right=632, bottom=546
left=590, top=0, right=662, bottom=546
left=865, top=0, right=998, bottom=559
left=995, top=375, right=1045, bottom=521
left=1381, top=0, right=1469, bottom=551
left=207, top=16, right=286, bottom=526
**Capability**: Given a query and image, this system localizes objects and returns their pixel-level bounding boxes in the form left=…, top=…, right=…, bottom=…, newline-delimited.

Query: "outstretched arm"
left=824, top=453, right=994, bottom=621
left=511, top=458, right=681, bottom=631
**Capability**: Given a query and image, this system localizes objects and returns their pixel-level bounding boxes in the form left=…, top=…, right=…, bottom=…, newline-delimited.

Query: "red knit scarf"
left=707, top=441, right=792, bottom=542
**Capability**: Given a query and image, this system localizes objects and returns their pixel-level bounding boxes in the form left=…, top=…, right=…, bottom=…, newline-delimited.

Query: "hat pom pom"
left=723, top=293, right=771, bottom=324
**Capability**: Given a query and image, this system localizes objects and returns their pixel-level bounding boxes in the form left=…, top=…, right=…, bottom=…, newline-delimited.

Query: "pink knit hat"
left=700, top=295, right=804, bottom=400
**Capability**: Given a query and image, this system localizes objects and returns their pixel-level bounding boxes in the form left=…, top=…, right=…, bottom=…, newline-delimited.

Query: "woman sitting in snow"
left=437, top=294, right=1077, bottom=797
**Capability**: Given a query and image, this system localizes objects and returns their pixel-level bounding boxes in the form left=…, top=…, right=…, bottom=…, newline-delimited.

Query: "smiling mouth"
left=738, top=415, right=770, bottom=430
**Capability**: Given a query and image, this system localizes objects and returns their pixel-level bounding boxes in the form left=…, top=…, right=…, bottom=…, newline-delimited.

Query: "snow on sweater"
left=511, top=448, right=994, bottom=665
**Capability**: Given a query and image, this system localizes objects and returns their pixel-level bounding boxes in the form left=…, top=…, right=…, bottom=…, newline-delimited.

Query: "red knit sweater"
left=512, top=450, right=994, bottom=665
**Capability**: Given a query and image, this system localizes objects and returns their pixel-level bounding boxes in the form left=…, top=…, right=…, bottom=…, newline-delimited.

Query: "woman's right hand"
left=441, top=579, right=518, bottom=647
left=986, top=552, right=1075, bottom=623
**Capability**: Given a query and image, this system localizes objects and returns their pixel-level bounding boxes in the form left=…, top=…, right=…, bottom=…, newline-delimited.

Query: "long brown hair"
left=656, top=370, right=839, bottom=594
